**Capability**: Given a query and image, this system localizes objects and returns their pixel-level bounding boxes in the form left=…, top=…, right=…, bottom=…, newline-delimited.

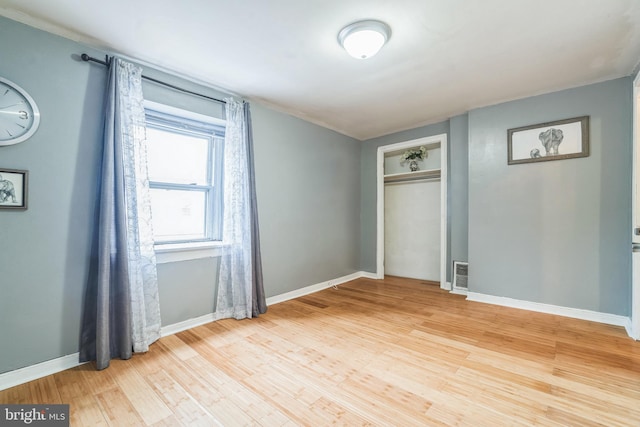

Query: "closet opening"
left=376, top=134, right=449, bottom=289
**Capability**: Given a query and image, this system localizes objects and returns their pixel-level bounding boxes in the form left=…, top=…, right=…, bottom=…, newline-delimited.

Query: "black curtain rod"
left=80, top=53, right=226, bottom=105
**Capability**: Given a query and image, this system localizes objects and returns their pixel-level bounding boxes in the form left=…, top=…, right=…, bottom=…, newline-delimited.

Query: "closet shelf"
left=384, top=168, right=441, bottom=183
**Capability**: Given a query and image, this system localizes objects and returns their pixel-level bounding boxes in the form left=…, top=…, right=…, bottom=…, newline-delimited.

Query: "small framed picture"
left=0, top=168, right=28, bottom=210
left=507, top=116, right=589, bottom=165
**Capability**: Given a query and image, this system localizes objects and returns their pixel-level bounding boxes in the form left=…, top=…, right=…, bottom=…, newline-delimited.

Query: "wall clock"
left=0, top=76, right=40, bottom=146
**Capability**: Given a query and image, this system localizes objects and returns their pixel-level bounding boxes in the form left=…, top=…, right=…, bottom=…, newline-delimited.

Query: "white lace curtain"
left=80, top=57, right=161, bottom=370
left=216, top=98, right=266, bottom=319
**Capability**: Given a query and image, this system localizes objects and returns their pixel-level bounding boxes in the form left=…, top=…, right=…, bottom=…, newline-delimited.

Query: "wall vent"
left=453, top=261, right=468, bottom=289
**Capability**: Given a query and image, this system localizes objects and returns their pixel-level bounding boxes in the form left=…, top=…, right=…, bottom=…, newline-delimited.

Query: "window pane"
left=150, top=188, right=207, bottom=242
left=146, top=127, right=209, bottom=185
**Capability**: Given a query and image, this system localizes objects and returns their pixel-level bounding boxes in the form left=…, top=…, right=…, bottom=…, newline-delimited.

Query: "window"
left=144, top=101, right=225, bottom=248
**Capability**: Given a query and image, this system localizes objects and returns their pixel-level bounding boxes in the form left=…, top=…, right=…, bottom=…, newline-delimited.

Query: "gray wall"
left=468, top=78, right=632, bottom=315
left=156, top=258, right=219, bottom=327
left=0, top=16, right=361, bottom=374
left=252, top=104, right=361, bottom=297
left=0, top=17, right=105, bottom=376
left=449, top=114, right=469, bottom=268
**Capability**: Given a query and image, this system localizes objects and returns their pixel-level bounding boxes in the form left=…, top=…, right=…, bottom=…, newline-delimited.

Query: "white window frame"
left=144, top=100, right=226, bottom=263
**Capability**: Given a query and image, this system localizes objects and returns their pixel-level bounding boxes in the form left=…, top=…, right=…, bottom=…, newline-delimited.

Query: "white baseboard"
left=625, top=318, right=638, bottom=340
left=164, top=271, right=376, bottom=327
left=160, top=313, right=217, bottom=337
left=467, top=292, right=631, bottom=331
left=359, top=271, right=379, bottom=280
left=0, top=314, right=220, bottom=392
left=160, top=271, right=376, bottom=334
left=450, top=287, right=468, bottom=296
left=266, top=271, right=370, bottom=306
left=0, top=271, right=376, bottom=392
left=0, top=353, right=84, bottom=392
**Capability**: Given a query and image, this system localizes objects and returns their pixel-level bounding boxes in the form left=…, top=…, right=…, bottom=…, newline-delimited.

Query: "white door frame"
left=376, top=134, right=449, bottom=289
left=632, top=71, right=640, bottom=340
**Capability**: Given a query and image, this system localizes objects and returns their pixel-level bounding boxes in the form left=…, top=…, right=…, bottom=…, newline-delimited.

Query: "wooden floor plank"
left=143, top=369, right=221, bottom=427
left=27, top=376, right=62, bottom=404
left=0, top=382, right=32, bottom=404
left=107, top=359, right=173, bottom=425
left=69, top=395, right=110, bottom=427
left=95, top=387, right=146, bottom=426
left=2, top=276, right=640, bottom=426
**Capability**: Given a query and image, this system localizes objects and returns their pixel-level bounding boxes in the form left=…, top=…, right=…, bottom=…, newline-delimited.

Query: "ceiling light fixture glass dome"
left=338, top=20, right=391, bottom=59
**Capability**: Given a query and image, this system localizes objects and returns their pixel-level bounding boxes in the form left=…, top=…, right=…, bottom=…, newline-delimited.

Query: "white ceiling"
left=1, top=0, right=639, bottom=140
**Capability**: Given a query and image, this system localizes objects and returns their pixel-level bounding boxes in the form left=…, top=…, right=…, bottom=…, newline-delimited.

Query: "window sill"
left=155, top=241, right=224, bottom=264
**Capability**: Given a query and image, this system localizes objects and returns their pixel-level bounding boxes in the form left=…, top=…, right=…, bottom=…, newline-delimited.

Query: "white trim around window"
left=144, top=100, right=227, bottom=264
left=155, top=241, right=225, bottom=264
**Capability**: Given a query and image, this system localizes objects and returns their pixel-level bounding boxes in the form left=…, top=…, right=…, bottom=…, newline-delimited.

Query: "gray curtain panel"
left=80, top=57, right=134, bottom=369
left=244, top=102, right=267, bottom=316
left=80, top=57, right=161, bottom=370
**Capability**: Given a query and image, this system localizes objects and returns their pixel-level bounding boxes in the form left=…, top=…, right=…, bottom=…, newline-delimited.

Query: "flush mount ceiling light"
left=338, top=20, right=391, bottom=59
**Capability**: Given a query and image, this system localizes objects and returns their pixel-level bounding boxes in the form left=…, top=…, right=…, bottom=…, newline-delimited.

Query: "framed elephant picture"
left=0, top=168, right=28, bottom=210
left=507, top=116, right=589, bottom=165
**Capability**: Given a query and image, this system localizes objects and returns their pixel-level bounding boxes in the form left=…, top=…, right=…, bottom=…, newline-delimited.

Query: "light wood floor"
left=2, top=276, right=640, bottom=426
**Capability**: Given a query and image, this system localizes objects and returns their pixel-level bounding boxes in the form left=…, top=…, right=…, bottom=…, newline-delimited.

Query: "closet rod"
left=80, top=53, right=226, bottom=105
left=384, top=177, right=441, bottom=184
